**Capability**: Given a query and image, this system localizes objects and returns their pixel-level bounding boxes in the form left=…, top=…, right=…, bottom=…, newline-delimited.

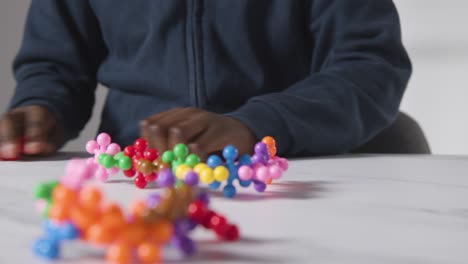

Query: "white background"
left=1, top=0, right=467, bottom=154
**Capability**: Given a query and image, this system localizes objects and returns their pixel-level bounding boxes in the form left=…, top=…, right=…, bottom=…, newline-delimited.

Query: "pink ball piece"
left=269, top=164, right=283, bottom=180
left=96, top=133, right=111, bottom=149
left=85, top=140, right=99, bottom=154
left=238, top=165, right=253, bottom=181
left=106, top=143, right=121, bottom=156
left=35, top=200, right=46, bottom=214
left=107, top=167, right=120, bottom=175
left=64, top=159, right=90, bottom=178
left=95, top=167, right=109, bottom=182
left=60, top=176, right=82, bottom=190
left=277, top=158, right=289, bottom=171
left=256, top=165, right=270, bottom=182
left=86, top=157, right=97, bottom=166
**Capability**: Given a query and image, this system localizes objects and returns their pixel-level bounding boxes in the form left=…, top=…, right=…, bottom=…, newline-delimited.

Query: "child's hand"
left=0, top=105, right=64, bottom=160
left=140, top=108, right=257, bottom=159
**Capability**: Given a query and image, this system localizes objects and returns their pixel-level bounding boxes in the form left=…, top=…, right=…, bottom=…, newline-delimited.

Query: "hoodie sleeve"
left=9, top=0, right=106, bottom=141
left=226, top=0, right=412, bottom=156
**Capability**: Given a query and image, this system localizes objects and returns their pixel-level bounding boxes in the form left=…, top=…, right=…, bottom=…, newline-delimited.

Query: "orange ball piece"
left=106, top=242, right=132, bottom=264
left=101, top=203, right=126, bottom=230
left=262, top=136, right=277, bottom=157
left=137, top=241, right=161, bottom=264
left=48, top=203, right=69, bottom=222
left=86, top=222, right=114, bottom=245
left=266, top=178, right=273, bottom=185
left=130, top=200, right=147, bottom=219
left=79, top=185, right=102, bottom=210
left=52, top=185, right=76, bottom=206
left=119, top=222, right=147, bottom=246
left=149, top=220, right=173, bottom=244
left=70, top=206, right=98, bottom=230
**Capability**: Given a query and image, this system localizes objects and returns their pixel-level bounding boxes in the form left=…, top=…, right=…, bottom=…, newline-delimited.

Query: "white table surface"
left=0, top=154, right=467, bottom=264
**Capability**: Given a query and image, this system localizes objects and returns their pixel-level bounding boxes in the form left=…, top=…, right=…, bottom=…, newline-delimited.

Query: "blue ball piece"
left=32, top=237, right=59, bottom=259
left=206, top=155, right=223, bottom=168
left=238, top=154, right=252, bottom=166
left=222, top=145, right=238, bottom=162
left=239, top=179, right=252, bottom=187
left=59, top=223, right=79, bottom=240
left=223, top=184, right=236, bottom=198
left=208, top=181, right=221, bottom=190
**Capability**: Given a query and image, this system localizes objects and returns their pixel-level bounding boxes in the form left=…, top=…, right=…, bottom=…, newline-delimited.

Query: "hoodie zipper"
left=188, top=0, right=203, bottom=107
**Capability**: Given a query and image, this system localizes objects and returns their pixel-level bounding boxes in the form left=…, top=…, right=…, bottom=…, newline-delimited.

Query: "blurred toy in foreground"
left=32, top=159, right=239, bottom=263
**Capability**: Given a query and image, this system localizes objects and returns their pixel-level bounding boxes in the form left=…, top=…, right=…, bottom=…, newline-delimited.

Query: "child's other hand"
left=0, top=105, right=64, bottom=160
left=140, top=108, right=257, bottom=159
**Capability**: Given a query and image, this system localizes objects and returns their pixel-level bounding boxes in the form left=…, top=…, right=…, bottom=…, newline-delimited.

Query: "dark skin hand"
left=0, top=105, right=64, bottom=160
left=140, top=108, right=257, bottom=160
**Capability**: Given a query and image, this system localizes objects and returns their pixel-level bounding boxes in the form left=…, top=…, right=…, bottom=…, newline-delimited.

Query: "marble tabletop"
left=0, top=154, right=467, bottom=264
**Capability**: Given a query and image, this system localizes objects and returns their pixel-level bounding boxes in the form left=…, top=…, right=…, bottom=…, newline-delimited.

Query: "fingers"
left=139, top=108, right=257, bottom=161
left=23, top=106, right=57, bottom=155
left=0, top=111, right=24, bottom=159
left=140, top=108, right=207, bottom=153
left=0, top=106, right=62, bottom=160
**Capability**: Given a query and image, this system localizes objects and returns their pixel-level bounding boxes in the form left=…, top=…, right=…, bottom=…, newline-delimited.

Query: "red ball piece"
left=187, top=201, right=207, bottom=222
left=123, top=146, right=136, bottom=157
left=123, top=168, right=136, bottom=178
left=134, top=138, right=148, bottom=153
left=222, top=225, right=240, bottom=241
left=209, top=214, right=227, bottom=230
left=134, top=174, right=147, bottom=189
left=145, top=172, right=157, bottom=182
left=201, top=211, right=216, bottom=229
left=143, top=148, right=158, bottom=161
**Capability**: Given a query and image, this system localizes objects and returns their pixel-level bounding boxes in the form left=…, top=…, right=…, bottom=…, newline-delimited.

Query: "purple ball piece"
left=171, top=235, right=196, bottom=256
left=250, top=154, right=261, bottom=164
left=253, top=181, right=267, bottom=193
left=183, top=171, right=199, bottom=186
left=196, top=192, right=210, bottom=205
left=174, top=218, right=197, bottom=236
left=145, top=194, right=161, bottom=208
left=178, top=236, right=196, bottom=256
left=157, top=168, right=175, bottom=187
left=254, top=142, right=268, bottom=155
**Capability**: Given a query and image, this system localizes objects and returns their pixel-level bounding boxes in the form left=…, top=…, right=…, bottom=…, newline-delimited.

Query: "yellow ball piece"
left=214, top=166, right=229, bottom=182
left=193, top=163, right=209, bottom=174
left=175, top=164, right=191, bottom=180
left=199, top=168, right=215, bottom=184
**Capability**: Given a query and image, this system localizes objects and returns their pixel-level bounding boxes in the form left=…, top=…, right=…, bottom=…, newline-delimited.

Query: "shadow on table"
left=208, top=180, right=330, bottom=201
left=105, top=180, right=331, bottom=201
left=49, top=237, right=288, bottom=264
left=168, top=236, right=289, bottom=264
left=15, top=152, right=90, bottom=162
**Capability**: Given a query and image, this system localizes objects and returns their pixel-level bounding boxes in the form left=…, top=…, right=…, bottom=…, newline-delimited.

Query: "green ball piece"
left=162, top=151, right=175, bottom=163
left=118, top=156, right=132, bottom=170
left=33, top=183, right=50, bottom=199
left=173, top=144, right=189, bottom=159
left=99, top=153, right=115, bottom=169
left=113, top=151, right=125, bottom=161
left=46, top=180, right=59, bottom=190
left=185, top=154, right=200, bottom=167
left=171, top=160, right=183, bottom=174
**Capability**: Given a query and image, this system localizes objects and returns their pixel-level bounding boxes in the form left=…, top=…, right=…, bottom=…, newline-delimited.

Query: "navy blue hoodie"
left=9, top=0, right=411, bottom=156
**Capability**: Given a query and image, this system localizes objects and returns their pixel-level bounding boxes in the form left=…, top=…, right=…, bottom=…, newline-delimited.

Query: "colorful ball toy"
left=32, top=159, right=239, bottom=263
left=85, top=133, right=288, bottom=197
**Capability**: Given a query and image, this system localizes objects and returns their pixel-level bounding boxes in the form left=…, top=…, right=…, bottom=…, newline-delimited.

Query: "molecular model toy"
left=32, top=133, right=289, bottom=263
left=32, top=159, right=239, bottom=264
left=86, top=133, right=289, bottom=198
